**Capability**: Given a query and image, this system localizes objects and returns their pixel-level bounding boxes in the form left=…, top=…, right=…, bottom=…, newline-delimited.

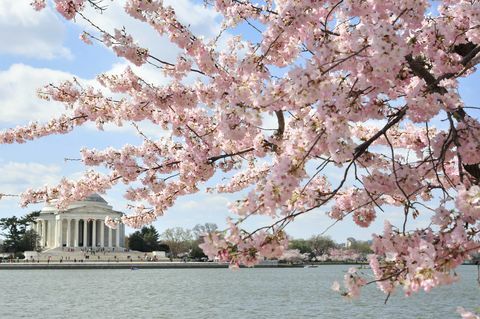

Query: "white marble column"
left=66, top=219, right=71, bottom=247
left=83, top=219, right=88, bottom=247
left=54, top=219, right=58, bottom=247
left=49, top=220, right=54, bottom=248
left=74, top=219, right=79, bottom=247
left=41, top=220, right=46, bottom=247
left=121, top=224, right=125, bottom=247
left=57, top=219, right=63, bottom=248
left=92, top=219, right=97, bottom=248
left=115, top=227, right=120, bottom=248
left=100, top=221, right=105, bottom=247
left=108, top=227, right=112, bottom=247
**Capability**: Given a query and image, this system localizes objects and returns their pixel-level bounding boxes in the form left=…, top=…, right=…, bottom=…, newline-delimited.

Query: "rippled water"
left=0, top=265, right=478, bottom=318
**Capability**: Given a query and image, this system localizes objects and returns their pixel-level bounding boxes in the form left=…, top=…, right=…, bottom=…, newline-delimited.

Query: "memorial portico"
left=34, top=194, right=125, bottom=250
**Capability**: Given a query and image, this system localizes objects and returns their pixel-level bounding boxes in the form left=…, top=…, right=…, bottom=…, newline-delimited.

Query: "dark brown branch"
left=148, top=55, right=207, bottom=76
left=231, top=0, right=278, bottom=15
left=321, top=46, right=369, bottom=75
left=405, top=54, right=445, bottom=94
left=460, top=44, right=480, bottom=66
left=86, top=0, right=108, bottom=12
left=0, top=194, right=19, bottom=199
left=353, top=107, right=407, bottom=159
left=392, top=8, right=409, bottom=25
left=324, top=0, right=343, bottom=36
left=207, top=148, right=255, bottom=164
left=274, top=110, right=285, bottom=138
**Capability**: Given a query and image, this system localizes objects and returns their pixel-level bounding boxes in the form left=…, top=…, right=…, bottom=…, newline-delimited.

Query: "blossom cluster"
left=199, top=223, right=288, bottom=268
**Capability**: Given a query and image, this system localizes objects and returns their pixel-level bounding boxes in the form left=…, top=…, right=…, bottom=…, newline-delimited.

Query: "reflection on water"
left=0, top=265, right=478, bottom=318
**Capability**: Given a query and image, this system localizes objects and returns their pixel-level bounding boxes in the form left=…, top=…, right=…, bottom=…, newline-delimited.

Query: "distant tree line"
left=0, top=211, right=41, bottom=258
left=127, top=226, right=372, bottom=262
left=288, top=235, right=372, bottom=260
left=126, top=223, right=218, bottom=260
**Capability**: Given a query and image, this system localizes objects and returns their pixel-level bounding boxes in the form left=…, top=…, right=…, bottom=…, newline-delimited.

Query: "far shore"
left=0, top=261, right=371, bottom=270
left=1, top=260, right=477, bottom=270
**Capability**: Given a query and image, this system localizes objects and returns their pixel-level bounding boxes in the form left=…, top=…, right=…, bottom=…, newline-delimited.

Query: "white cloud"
left=178, top=194, right=230, bottom=211
left=0, top=1, right=71, bottom=59
left=0, top=161, right=62, bottom=196
left=148, top=193, right=232, bottom=233
left=0, top=64, right=74, bottom=125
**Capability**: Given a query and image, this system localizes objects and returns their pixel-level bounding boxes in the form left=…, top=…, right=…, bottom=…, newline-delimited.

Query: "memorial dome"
left=84, top=193, right=108, bottom=204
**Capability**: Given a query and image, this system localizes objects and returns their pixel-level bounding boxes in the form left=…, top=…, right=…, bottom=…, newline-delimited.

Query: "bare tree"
left=160, top=227, right=193, bottom=258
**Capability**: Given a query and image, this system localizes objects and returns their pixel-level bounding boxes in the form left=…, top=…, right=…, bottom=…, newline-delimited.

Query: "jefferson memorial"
left=33, top=194, right=125, bottom=250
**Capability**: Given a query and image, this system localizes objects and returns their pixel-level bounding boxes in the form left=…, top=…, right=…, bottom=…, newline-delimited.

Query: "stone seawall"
left=0, top=262, right=302, bottom=270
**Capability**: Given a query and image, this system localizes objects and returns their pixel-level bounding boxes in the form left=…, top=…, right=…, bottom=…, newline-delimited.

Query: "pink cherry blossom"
left=79, top=32, right=92, bottom=45
left=457, top=307, right=480, bottom=319
left=30, top=0, right=46, bottom=11
left=54, top=0, right=85, bottom=20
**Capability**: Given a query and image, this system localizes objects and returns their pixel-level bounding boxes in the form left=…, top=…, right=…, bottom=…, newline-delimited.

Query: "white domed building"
left=33, top=194, right=125, bottom=250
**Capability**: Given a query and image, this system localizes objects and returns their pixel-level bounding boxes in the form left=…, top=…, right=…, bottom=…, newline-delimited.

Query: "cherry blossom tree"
left=279, top=249, right=304, bottom=263
left=327, top=248, right=360, bottom=262
left=3, top=0, right=480, bottom=310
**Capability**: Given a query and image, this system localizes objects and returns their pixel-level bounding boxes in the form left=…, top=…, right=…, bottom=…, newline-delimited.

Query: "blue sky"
left=0, top=0, right=478, bottom=244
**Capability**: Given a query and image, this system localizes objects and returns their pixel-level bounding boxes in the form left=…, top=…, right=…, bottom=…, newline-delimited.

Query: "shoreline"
left=1, top=261, right=476, bottom=270
left=0, top=261, right=372, bottom=270
left=0, top=261, right=302, bottom=270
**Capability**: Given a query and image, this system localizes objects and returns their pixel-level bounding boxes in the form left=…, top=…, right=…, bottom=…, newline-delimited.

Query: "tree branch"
left=353, top=108, right=407, bottom=160
left=274, top=110, right=285, bottom=139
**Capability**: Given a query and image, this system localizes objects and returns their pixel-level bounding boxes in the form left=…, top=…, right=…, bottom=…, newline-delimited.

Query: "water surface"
left=0, top=265, right=478, bottom=318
